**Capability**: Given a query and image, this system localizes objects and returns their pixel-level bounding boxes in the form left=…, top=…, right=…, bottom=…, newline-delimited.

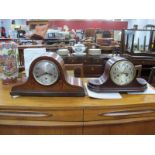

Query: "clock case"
left=10, top=53, right=85, bottom=97
left=87, top=56, right=147, bottom=92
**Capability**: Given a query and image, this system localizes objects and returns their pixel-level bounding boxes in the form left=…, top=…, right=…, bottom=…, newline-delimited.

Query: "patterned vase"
left=0, top=41, right=18, bottom=84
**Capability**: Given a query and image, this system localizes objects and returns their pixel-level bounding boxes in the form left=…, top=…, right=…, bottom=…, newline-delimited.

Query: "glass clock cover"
left=33, top=60, right=59, bottom=86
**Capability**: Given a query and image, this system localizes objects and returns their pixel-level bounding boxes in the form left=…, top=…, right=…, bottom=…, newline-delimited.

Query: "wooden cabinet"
left=82, top=65, right=104, bottom=77
left=0, top=107, right=83, bottom=135
left=1, top=82, right=155, bottom=134
left=0, top=108, right=83, bottom=121
left=84, top=106, right=155, bottom=122
left=83, top=121, right=155, bottom=135
left=83, top=105, right=155, bottom=134
left=0, top=124, right=83, bottom=135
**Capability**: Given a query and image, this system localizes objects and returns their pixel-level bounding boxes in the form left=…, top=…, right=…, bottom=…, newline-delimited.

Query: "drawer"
left=84, top=65, right=104, bottom=74
left=0, top=108, right=83, bottom=122
left=83, top=57, right=102, bottom=64
left=84, top=107, right=155, bottom=122
left=65, top=57, right=83, bottom=64
left=83, top=57, right=91, bottom=64
left=92, top=58, right=102, bottom=64
left=75, top=65, right=103, bottom=77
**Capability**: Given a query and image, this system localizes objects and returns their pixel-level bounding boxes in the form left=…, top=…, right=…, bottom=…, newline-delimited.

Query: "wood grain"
left=83, top=120, right=155, bottom=135
left=1, top=81, right=155, bottom=108
left=1, top=81, right=155, bottom=134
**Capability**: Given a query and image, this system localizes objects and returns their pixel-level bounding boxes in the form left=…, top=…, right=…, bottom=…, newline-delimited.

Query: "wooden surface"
left=1, top=79, right=155, bottom=134
left=1, top=81, right=155, bottom=108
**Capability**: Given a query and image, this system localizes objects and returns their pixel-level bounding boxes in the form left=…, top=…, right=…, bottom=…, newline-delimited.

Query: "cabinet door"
left=0, top=108, right=83, bottom=121
left=83, top=121, right=155, bottom=135
left=84, top=106, right=155, bottom=134
left=0, top=123, right=83, bottom=135
left=0, top=108, right=83, bottom=135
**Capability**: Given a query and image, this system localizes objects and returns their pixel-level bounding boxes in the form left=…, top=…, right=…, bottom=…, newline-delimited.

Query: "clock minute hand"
left=122, top=67, right=128, bottom=73
left=37, top=72, right=45, bottom=77
left=37, top=70, right=54, bottom=77
left=122, top=72, right=129, bottom=76
left=117, top=69, right=128, bottom=75
left=47, top=72, right=53, bottom=76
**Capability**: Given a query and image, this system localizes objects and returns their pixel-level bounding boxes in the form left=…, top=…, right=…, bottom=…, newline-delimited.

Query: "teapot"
left=72, top=42, right=86, bottom=53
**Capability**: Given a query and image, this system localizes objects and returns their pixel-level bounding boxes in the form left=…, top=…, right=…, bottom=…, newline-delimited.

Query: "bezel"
left=110, top=60, right=136, bottom=86
left=32, top=60, right=59, bottom=86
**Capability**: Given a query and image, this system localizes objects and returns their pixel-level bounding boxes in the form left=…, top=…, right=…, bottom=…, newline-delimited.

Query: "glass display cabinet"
left=120, top=29, right=155, bottom=80
left=122, top=29, right=155, bottom=56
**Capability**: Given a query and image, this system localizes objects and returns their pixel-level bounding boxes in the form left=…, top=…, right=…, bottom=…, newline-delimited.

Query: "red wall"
left=48, top=20, right=128, bottom=30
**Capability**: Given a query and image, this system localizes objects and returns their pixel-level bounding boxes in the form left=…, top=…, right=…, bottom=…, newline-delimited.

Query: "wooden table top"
left=1, top=79, right=155, bottom=109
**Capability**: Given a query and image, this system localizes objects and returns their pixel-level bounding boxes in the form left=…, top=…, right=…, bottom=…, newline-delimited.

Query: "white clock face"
left=110, top=60, right=136, bottom=86
left=33, top=60, right=59, bottom=86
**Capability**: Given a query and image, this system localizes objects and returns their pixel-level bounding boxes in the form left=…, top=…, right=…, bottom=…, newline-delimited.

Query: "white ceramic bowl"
left=88, top=49, right=101, bottom=55
left=57, top=49, right=69, bottom=56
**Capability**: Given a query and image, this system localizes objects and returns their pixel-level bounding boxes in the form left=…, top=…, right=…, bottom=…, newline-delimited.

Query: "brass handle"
left=0, top=111, right=50, bottom=117
left=98, top=110, right=155, bottom=117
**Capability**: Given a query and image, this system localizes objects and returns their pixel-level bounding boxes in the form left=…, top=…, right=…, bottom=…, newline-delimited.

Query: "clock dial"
left=110, top=60, right=136, bottom=86
left=33, top=60, right=59, bottom=86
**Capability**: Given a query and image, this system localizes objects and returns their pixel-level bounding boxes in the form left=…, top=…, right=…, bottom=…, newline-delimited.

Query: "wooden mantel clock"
left=10, top=53, right=85, bottom=97
left=87, top=56, right=147, bottom=92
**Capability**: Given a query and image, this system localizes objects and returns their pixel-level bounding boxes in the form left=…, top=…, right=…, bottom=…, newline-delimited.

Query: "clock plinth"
left=88, top=77, right=147, bottom=92
left=10, top=78, right=85, bottom=97
left=10, top=53, right=85, bottom=97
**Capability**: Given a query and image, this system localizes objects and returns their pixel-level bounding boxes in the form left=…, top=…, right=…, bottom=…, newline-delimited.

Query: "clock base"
left=10, top=90, right=85, bottom=97
left=87, top=78, right=147, bottom=93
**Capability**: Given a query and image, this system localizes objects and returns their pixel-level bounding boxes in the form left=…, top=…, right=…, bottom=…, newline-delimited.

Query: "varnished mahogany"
left=10, top=53, right=85, bottom=97
left=87, top=56, right=147, bottom=92
left=1, top=81, right=155, bottom=134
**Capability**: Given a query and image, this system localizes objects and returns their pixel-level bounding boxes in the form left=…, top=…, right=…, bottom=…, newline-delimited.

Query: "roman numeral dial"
left=110, top=60, right=136, bottom=86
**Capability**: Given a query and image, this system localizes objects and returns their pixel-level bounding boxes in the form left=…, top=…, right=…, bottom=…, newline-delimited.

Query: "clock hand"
left=124, top=73, right=129, bottom=76
left=38, top=71, right=54, bottom=77
left=45, top=71, right=53, bottom=76
left=36, top=72, right=45, bottom=77
left=122, top=66, right=128, bottom=73
left=121, top=72, right=129, bottom=76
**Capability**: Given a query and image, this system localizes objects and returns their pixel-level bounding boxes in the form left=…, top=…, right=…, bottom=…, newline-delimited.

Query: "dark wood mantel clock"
left=87, top=56, right=147, bottom=92
left=10, top=53, right=85, bottom=97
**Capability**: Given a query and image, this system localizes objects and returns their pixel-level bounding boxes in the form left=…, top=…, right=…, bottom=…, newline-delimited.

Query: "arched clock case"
left=10, top=53, right=85, bottom=97
left=87, top=56, right=147, bottom=92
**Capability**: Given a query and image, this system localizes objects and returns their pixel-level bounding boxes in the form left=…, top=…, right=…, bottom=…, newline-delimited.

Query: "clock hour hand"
left=123, top=72, right=129, bottom=76
left=119, top=71, right=128, bottom=75
left=46, top=72, right=53, bottom=76
left=37, top=72, right=46, bottom=77
left=37, top=72, right=51, bottom=77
